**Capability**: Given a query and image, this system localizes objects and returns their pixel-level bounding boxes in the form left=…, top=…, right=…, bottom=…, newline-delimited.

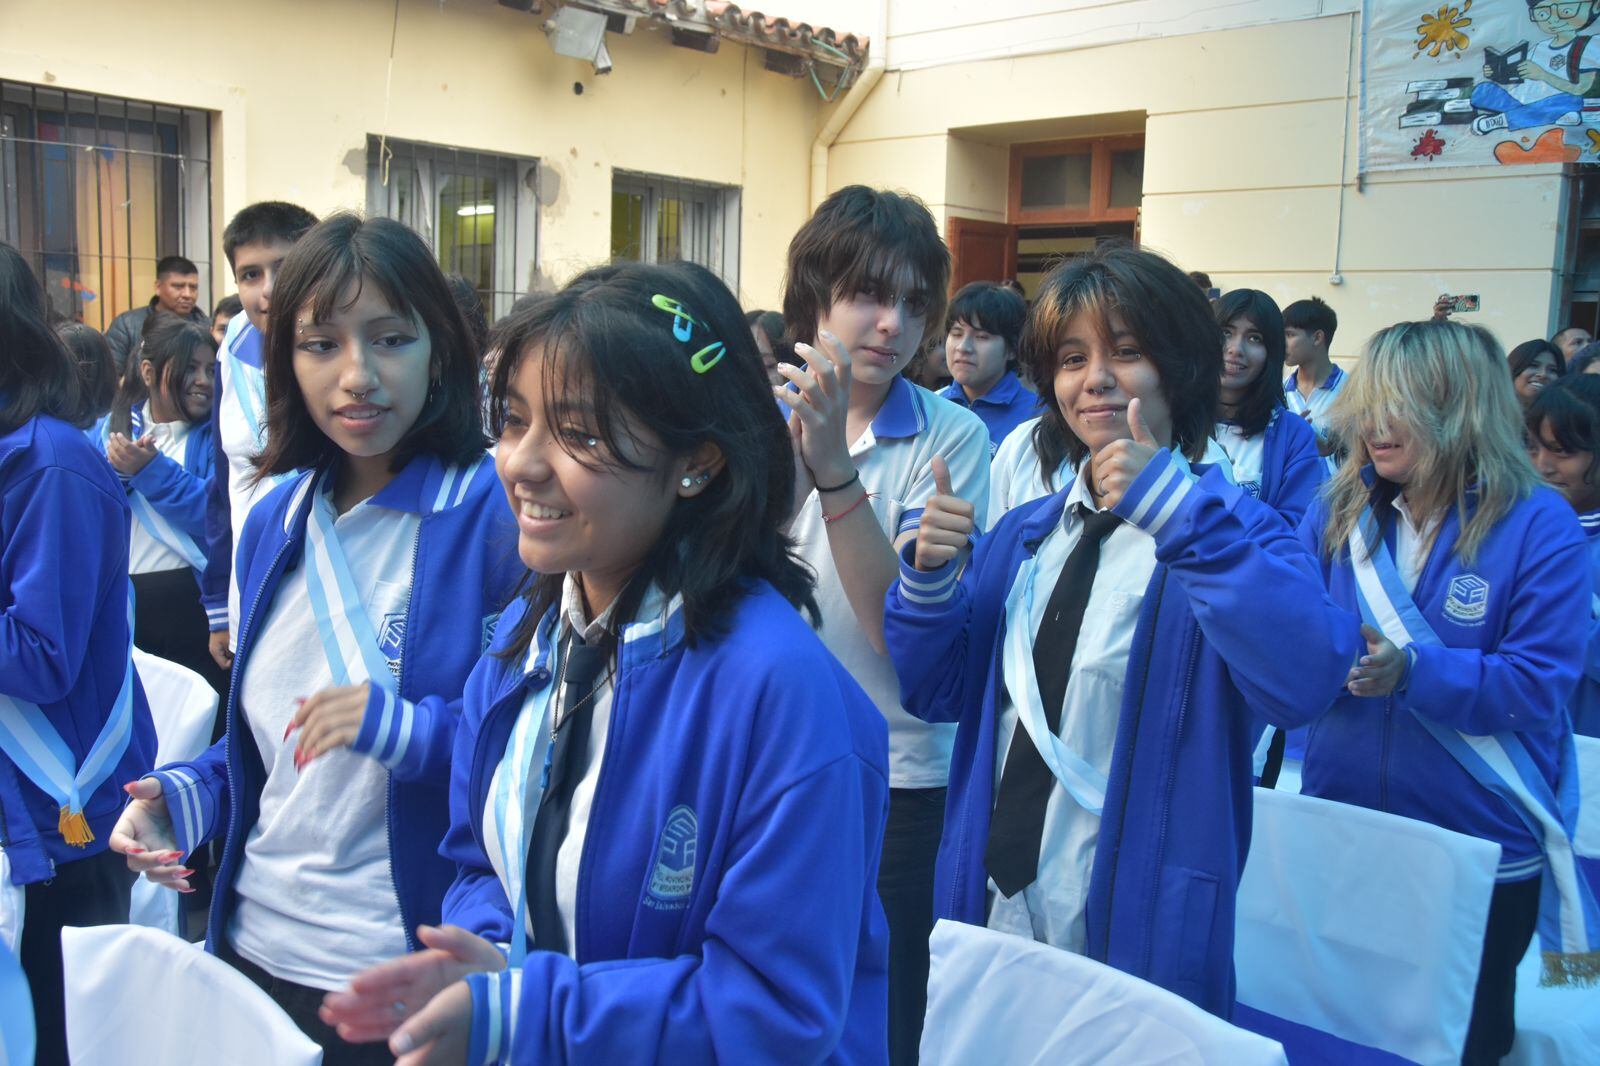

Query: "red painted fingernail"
left=123, top=781, right=136, bottom=794
left=284, top=720, right=295, bottom=741
left=125, top=846, right=145, bottom=854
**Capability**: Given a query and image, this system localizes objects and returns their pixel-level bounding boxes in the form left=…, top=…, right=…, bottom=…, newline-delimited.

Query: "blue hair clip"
left=651, top=294, right=726, bottom=374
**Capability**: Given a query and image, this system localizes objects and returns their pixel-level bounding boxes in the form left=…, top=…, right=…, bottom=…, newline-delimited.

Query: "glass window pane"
left=1109, top=148, right=1144, bottom=208
left=611, top=190, right=645, bottom=261
left=657, top=197, right=683, bottom=261
left=436, top=172, right=496, bottom=294
left=1019, top=153, right=1090, bottom=211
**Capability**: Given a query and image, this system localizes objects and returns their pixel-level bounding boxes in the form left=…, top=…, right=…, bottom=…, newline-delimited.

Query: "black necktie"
left=527, top=633, right=608, bottom=954
left=986, top=508, right=1122, bottom=898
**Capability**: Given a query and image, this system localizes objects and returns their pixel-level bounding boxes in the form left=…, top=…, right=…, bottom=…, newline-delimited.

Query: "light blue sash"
left=999, top=541, right=1111, bottom=816
left=1348, top=506, right=1600, bottom=985
left=303, top=470, right=398, bottom=693
left=0, top=594, right=136, bottom=846
left=223, top=340, right=292, bottom=491
left=490, top=628, right=560, bottom=967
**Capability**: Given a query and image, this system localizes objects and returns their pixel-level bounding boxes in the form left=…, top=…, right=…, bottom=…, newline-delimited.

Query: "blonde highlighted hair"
left=1321, top=319, right=1538, bottom=565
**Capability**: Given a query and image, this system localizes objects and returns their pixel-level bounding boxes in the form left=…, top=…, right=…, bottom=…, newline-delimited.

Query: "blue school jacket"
left=0, top=410, right=157, bottom=884
left=120, top=414, right=215, bottom=571
left=1256, top=408, right=1323, bottom=528
left=1575, top=512, right=1600, bottom=739
left=444, top=585, right=890, bottom=1065
left=884, top=448, right=1359, bottom=1016
left=1298, top=481, right=1588, bottom=877
left=151, top=451, right=523, bottom=952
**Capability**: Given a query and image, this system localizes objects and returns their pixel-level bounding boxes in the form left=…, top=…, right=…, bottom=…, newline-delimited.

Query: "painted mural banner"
left=1362, top=0, right=1600, bottom=169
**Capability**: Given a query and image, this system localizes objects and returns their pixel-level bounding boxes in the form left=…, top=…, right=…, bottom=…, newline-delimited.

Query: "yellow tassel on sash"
left=1541, top=950, right=1600, bottom=988
left=58, top=806, right=93, bottom=847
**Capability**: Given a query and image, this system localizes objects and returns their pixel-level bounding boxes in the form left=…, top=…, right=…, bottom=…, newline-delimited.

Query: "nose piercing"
left=350, top=388, right=372, bottom=400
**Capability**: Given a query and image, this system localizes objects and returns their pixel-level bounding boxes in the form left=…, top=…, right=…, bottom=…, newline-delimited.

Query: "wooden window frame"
left=1008, top=134, right=1144, bottom=225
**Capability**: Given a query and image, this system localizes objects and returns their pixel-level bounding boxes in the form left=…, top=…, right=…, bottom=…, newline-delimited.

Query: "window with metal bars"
left=0, top=79, right=213, bottom=331
left=366, top=136, right=539, bottom=321
left=610, top=170, right=740, bottom=288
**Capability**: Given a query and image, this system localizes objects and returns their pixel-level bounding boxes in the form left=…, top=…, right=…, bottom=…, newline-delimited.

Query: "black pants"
left=878, top=786, right=946, bottom=1066
left=1461, top=875, right=1541, bottom=1066
left=18, top=846, right=135, bottom=1066
left=132, top=567, right=230, bottom=702
left=224, top=946, right=396, bottom=1066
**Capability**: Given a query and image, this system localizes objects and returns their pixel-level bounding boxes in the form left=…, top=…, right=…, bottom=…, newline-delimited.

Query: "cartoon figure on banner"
left=1467, top=1, right=1600, bottom=135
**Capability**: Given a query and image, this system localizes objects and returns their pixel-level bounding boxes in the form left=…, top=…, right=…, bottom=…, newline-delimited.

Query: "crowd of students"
left=0, top=184, right=1596, bottom=1066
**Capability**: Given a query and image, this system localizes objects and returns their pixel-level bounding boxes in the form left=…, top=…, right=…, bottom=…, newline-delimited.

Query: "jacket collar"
left=280, top=451, right=491, bottom=532
left=869, top=376, right=927, bottom=440
left=1283, top=364, right=1344, bottom=393
left=940, top=370, right=1028, bottom=411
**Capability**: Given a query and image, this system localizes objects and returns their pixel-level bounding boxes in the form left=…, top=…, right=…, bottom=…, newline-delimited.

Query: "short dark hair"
left=222, top=201, right=318, bottom=269
left=946, top=281, right=1027, bottom=371
left=781, top=185, right=950, bottom=350
left=1215, top=288, right=1288, bottom=438
left=212, top=294, right=243, bottom=322
left=1526, top=0, right=1600, bottom=32
left=254, top=214, right=486, bottom=481
left=1283, top=295, right=1338, bottom=347
left=444, top=274, right=489, bottom=358
left=1022, top=242, right=1219, bottom=482
left=1553, top=324, right=1591, bottom=345
left=0, top=242, right=83, bottom=433
left=56, top=322, right=117, bottom=426
left=1188, top=271, right=1213, bottom=291
left=110, top=312, right=215, bottom=434
left=156, top=255, right=198, bottom=278
left=488, top=260, right=817, bottom=657
left=1527, top=374, right=1600, bottom=492
left=1508, top=337, right=1566, bottom=380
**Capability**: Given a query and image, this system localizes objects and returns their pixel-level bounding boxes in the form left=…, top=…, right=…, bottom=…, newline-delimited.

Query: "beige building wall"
left=824, top=10, right=1566, bottom=357
left=0, top=0, right=824, bottom=308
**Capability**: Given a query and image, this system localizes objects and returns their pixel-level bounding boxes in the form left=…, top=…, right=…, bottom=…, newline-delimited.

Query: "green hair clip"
left=651, top=294, right=726, bottom=374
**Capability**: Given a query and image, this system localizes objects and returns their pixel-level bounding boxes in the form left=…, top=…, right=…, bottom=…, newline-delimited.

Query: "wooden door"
left=947, top=216, right=1016, bottom=292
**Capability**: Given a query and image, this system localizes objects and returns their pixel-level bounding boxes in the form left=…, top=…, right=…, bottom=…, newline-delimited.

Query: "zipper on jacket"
left=1102, top=569, right=1167, bottom=944
left=952, top=626, right=1008, bottom=920
left=385, top=522, right=425, bottom=952
left=208, top=532, right=296, bottom=948
left=1379, top=696, right=1393, bottom=812
left=1141, top=620, right=1200, bottom=975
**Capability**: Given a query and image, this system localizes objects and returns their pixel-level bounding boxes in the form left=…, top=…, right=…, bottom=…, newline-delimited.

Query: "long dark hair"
left=254, top=214, right=486, bottom=481
left=1022, top=242, right=1219, bottom=485
left=0, top=242, right=83, bottom=434
left=1508, top=338, right=1566, bottom=382
left=56, top=322, right=117, bottom=427
left=489, top=260, right=817, bottom=656
left=1214, top=288, right=1287, bottom=437
left=109, top=312, right=215, bottom=434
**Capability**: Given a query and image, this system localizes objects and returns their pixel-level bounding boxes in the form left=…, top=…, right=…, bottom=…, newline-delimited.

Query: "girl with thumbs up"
left=884, top=243, right=1360, bottom=1016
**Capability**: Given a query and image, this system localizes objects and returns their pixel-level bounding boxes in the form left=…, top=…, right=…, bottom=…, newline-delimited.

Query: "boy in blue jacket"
left=0, top=242, right=156, bottom=1064
left=885, top=244, right=1359, bottom=1016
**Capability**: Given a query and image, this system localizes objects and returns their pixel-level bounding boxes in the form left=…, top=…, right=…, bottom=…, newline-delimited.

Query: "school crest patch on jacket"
left=645, top=805, right=697, bottom=909
left=1443, top=573, right=1490, bottom=625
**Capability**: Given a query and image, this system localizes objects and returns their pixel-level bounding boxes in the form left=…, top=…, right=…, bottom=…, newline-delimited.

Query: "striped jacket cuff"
left=467, top=968, right=522, bottom=1066
left=896, top=544, right=961, bottom=607
left=204, top=604, right=229, bottom=631
left=1113, top=448, right=1199, bottom=543
left=350, top=684, right=420, bottom=772
left=149, top=769, right=208, bottom=858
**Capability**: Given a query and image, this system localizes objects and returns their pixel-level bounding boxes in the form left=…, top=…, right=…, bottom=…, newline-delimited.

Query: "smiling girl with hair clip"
left=109, top=214, right=524, bottom=1065
left=1304, top=318, right=1599, bottom=1064
left=319, top=260, right=891, bottom=1066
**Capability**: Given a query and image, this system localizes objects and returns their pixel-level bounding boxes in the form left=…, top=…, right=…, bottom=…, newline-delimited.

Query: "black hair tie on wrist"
left=816, top=470, right=861, bottom=494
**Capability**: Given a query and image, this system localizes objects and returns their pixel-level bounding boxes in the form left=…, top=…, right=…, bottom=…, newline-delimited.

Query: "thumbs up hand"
left=914, top=455, right=976, bottom=572
left=1088, top=396, right=1162, bottom=510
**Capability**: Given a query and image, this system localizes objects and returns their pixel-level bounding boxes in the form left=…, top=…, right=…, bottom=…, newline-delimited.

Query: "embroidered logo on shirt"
left=644, top=805, right=697, bottom=910
left=481, top=611, right=502, bottom=654
left=1443, top=573, right=1490, bottom=625
left=379, top=612, right=407, bottom=677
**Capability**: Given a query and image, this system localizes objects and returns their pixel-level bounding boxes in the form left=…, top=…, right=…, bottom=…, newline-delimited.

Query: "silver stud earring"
left=680, top=475, right=694, bottom=489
